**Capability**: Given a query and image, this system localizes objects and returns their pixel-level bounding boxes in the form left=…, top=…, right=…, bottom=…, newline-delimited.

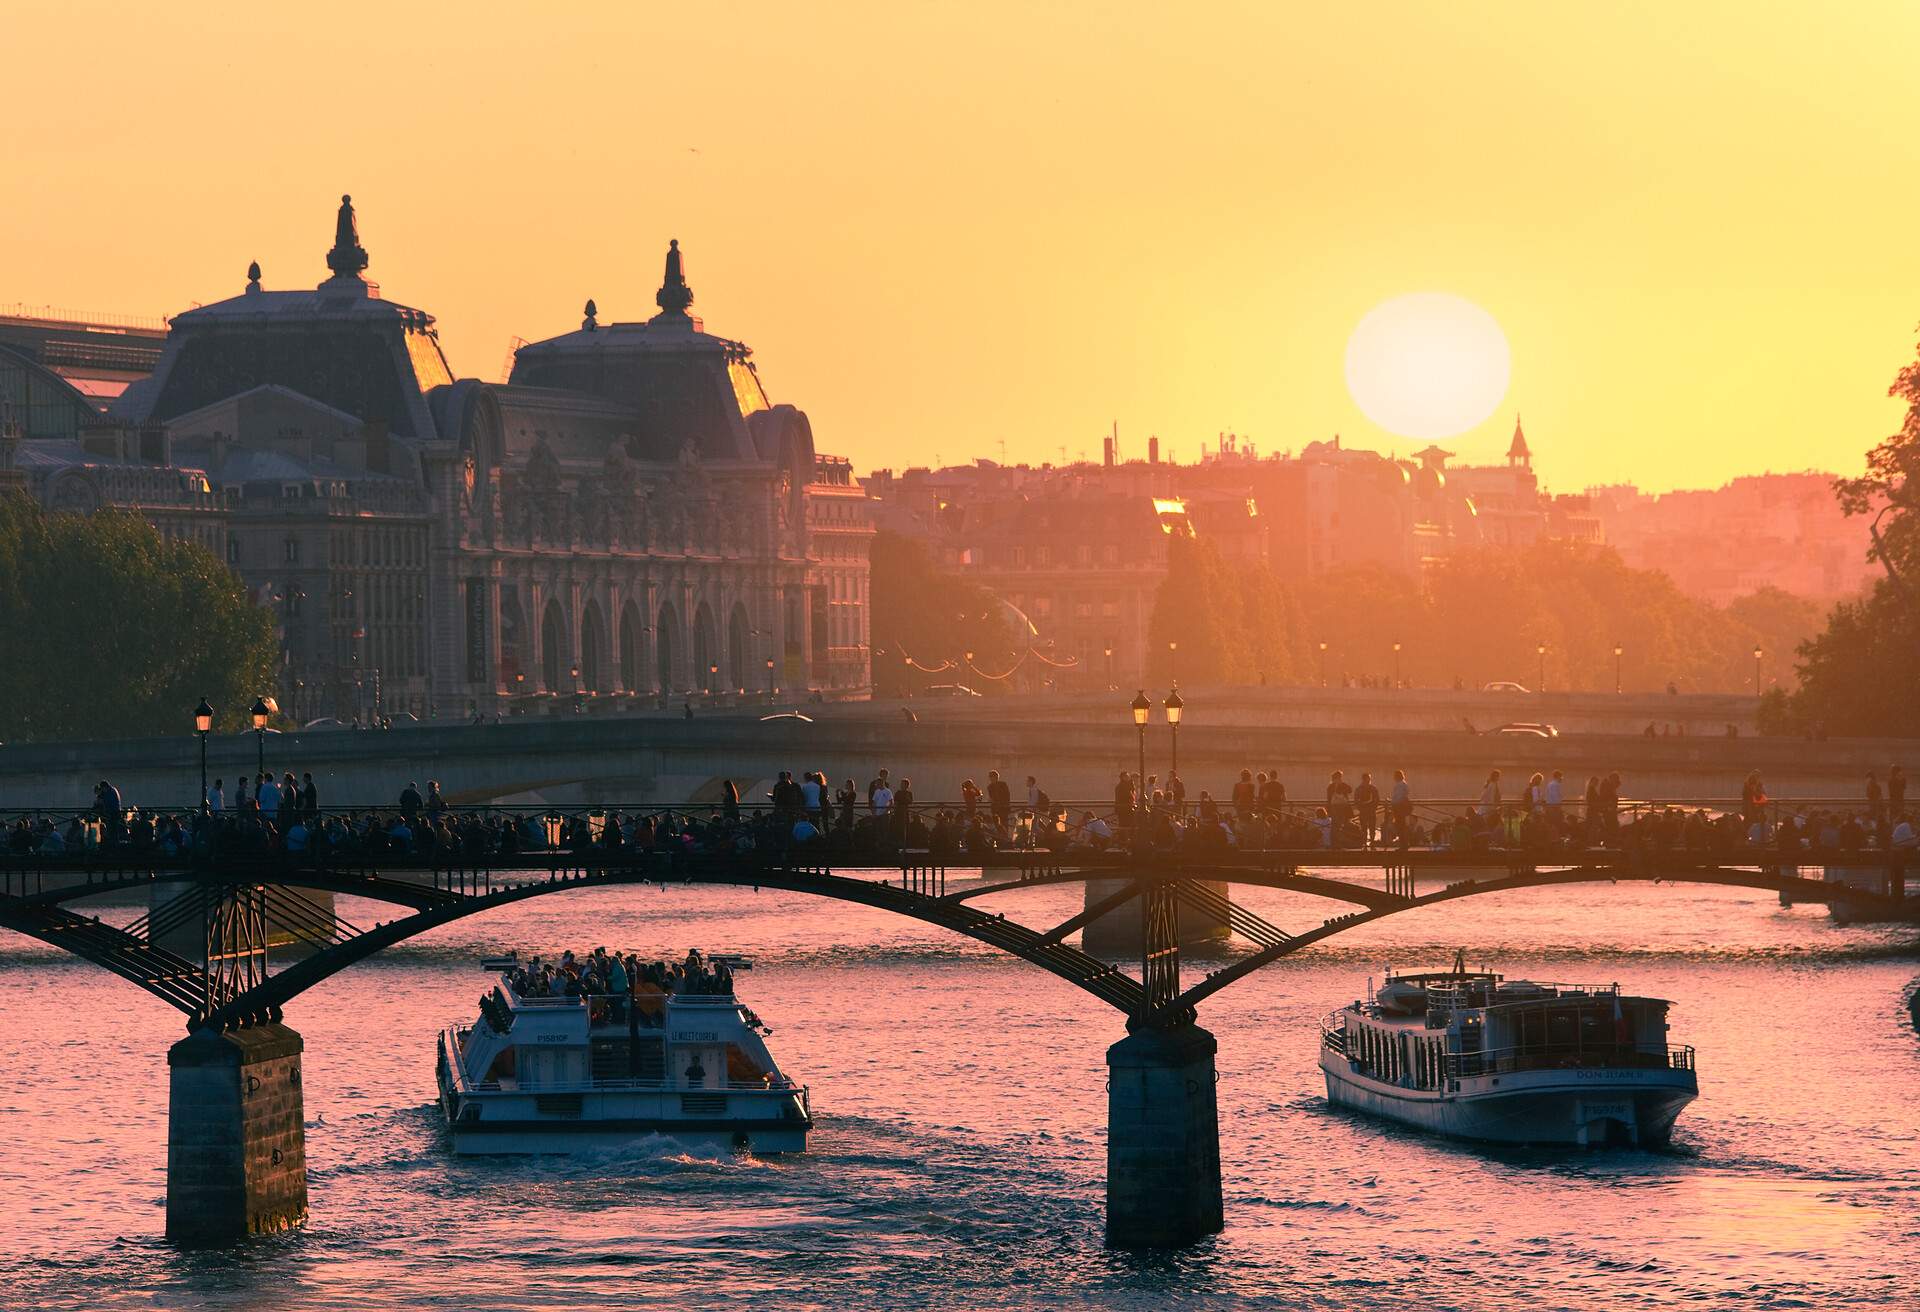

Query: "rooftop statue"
left=655, top=238, right=693, bottom=315
left=326, top=194, right=370, bottom=278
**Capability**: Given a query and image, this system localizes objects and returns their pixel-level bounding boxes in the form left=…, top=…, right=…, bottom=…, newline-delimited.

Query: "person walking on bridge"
left=1389, top=769, right=1412, bottom=848
left=1327, top=770, right=1354, bottom=848
left=1478, top=769, right=1502, bottom=818
left=398, top=780, right=423, bottom=820
left=1354, top=771, right=1381, bottom=848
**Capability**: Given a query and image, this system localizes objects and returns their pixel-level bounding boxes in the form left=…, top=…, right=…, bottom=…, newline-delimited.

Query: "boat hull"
left=437, top=1032, right=811, bottom=1156
left=1321, top=1051, right=1696, bottom=1147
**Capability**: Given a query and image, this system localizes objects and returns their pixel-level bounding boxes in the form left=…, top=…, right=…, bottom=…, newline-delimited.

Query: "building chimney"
left=1148, top=435, right=1160, bottom=464
left=1103, top=436, right=1114, bottom=468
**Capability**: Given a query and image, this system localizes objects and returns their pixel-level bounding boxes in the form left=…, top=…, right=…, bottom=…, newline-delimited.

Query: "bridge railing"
left=0, top=797, right=1913, bottom=875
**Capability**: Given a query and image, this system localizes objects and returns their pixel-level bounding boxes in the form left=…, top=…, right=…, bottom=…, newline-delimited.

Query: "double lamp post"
left=1129, top=686, right=1184, bottom=788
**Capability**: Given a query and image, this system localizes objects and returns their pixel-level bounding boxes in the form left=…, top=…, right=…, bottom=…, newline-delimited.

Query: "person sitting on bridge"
left=1892, top=814, right=1917, bottom=849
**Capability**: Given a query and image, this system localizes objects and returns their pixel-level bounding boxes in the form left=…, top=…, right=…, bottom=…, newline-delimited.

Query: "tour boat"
left=1319, top=957, right=1698, bottom=1147
left=437, top=967, right=812, bottom=1155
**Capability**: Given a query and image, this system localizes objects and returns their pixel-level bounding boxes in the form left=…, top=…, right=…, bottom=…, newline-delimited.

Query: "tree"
left=866, top=529, right=1017, bottom=697
left=1146, top=534, right=1251, bottom=685
left=1765, top=582, right=1920, bottom=737
left=1836, top=331, right=1920, bottom=596
left=0, top=499, right=279, bottom=743
left=1766, top=332, right=1920, bottom=735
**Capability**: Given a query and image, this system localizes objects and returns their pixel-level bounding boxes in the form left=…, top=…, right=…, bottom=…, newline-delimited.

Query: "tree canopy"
left=0, top=499, right=278, bottom=743
left=867, top=529, right=1022, bottom=696
left=1763, top=330, right=1920, bottom=736
left=1146, top=537, right=1826, bottom=695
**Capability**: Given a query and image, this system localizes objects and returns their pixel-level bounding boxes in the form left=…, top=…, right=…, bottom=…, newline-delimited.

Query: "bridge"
left=2, top=793, right=1912, bottom=1248
left=0, top=690, right=1906, bottom=810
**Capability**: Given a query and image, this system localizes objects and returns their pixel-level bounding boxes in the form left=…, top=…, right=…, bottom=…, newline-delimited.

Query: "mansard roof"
left=114, top=196, right=449, bottom=440
left=506, top=240, right=768, bottom=461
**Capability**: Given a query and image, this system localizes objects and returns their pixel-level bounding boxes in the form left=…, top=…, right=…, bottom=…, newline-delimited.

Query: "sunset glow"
left=8, top=2, right=1920, bottom=487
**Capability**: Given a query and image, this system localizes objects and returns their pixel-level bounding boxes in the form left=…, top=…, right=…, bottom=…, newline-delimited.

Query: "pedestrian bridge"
left=0, top=801, right=1911, bottom=1248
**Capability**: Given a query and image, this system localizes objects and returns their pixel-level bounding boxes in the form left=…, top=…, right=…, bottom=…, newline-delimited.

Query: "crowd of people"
left=2, top=761, right=1914, bottom=865
left=480, top=948, right=740, bottom=1033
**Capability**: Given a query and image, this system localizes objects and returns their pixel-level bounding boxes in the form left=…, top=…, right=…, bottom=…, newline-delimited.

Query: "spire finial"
left=583, top=298, right=599, bottom=331
left=246, top=260, right=262, bottom=293
left=655, top=238, right=693, bottom=315
left=1507, top=413, right=1531, bottom=466
left=325, top=193, right=369, bottom=278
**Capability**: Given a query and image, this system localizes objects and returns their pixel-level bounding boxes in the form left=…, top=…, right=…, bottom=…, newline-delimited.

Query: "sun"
left=1344, top=292, right=1511, bottom=440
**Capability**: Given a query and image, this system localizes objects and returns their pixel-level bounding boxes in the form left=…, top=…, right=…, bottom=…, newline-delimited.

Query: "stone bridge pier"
left=166, top=1024, right=309, bottom=1243
left=1106, top=1023, right=1222, bottom=1246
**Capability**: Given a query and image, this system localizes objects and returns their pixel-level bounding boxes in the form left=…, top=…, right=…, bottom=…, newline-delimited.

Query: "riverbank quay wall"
left=0, top=702, right=1904, bottom=810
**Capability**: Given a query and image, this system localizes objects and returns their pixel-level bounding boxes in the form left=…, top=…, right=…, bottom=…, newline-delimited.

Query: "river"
left=0, top=876, right=1915, bottom=1310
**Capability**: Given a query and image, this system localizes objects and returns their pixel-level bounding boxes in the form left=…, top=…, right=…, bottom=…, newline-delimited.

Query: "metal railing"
left=1443, top=1044, right=1695, bottom=1078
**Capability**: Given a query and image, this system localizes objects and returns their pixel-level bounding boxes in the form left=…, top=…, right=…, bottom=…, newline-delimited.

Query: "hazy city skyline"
left=11, top=3, right=1920, bottom=491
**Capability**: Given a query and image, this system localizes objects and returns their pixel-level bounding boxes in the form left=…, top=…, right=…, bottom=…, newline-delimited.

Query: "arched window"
left=728, top=603, right=751, bottom=691
left=619, top=601, right=642, bottom=692
left=656, top=603, right=678, bottom=694
left=580, top=603, right=607, bottom=693
left=540, top=599, right=565, bottom=692
left=693, top=602, right=718, bottom=693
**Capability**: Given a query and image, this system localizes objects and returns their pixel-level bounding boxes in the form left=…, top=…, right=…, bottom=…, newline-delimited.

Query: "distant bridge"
left=0, top=694, right=1905, bottom=811
left=1, top=798, right=1911, bottom=1247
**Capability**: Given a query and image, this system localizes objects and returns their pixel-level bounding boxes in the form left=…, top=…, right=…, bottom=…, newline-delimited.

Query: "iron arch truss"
left=0, top=849, right=1907, bottom=1034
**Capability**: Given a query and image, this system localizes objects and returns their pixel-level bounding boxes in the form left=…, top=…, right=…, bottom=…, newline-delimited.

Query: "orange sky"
left=8, top=1, right=1920, bottom=491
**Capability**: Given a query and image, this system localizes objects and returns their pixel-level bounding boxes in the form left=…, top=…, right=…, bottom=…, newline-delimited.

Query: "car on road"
left=919, top=684, right=983, bottom=697
left=1486, top=721, right=1559, bottom=738
left=1482, top=681, right=1532, bottom=693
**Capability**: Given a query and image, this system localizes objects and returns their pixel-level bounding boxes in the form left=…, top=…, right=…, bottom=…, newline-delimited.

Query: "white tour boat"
left=437, top=965, right=812, bottom=1154
left=1319, top=957, right=1697, bottom=1147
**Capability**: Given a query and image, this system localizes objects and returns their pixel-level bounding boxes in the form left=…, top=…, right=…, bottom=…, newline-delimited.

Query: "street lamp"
left=1753, top=645, right=1763, bottom=697
left=1164, top=686, right=1183, bottom=776
left=1168, top=640, right=1178, bottom=684
left=1130, top=689, right=1151, bottom=800
left=708, top=662, right=719, bottom=696
left=1536, top=643, right=1547, bottom=693
left=1104, top=642, right=1114, bottom=691
left=250, top=696, right=271, bottom=778
left=766, top=656, right=776, bottom=696
left=903, top=654, right=912, bottom=699
left=1613, top=644, right=1623, bottom=695
left=1317, top=641, right=1328, bottom=688
left=194, top=698, right=215, bottom=814
left=1392, top=641, right=1402, bottom=689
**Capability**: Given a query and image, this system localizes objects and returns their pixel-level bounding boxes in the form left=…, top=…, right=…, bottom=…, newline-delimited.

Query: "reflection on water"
left=0, top=878, right=1916, bottom=1310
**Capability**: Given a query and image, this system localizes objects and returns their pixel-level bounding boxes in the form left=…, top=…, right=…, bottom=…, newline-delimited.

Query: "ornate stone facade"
left=106, top=197, right=872, bottom=718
